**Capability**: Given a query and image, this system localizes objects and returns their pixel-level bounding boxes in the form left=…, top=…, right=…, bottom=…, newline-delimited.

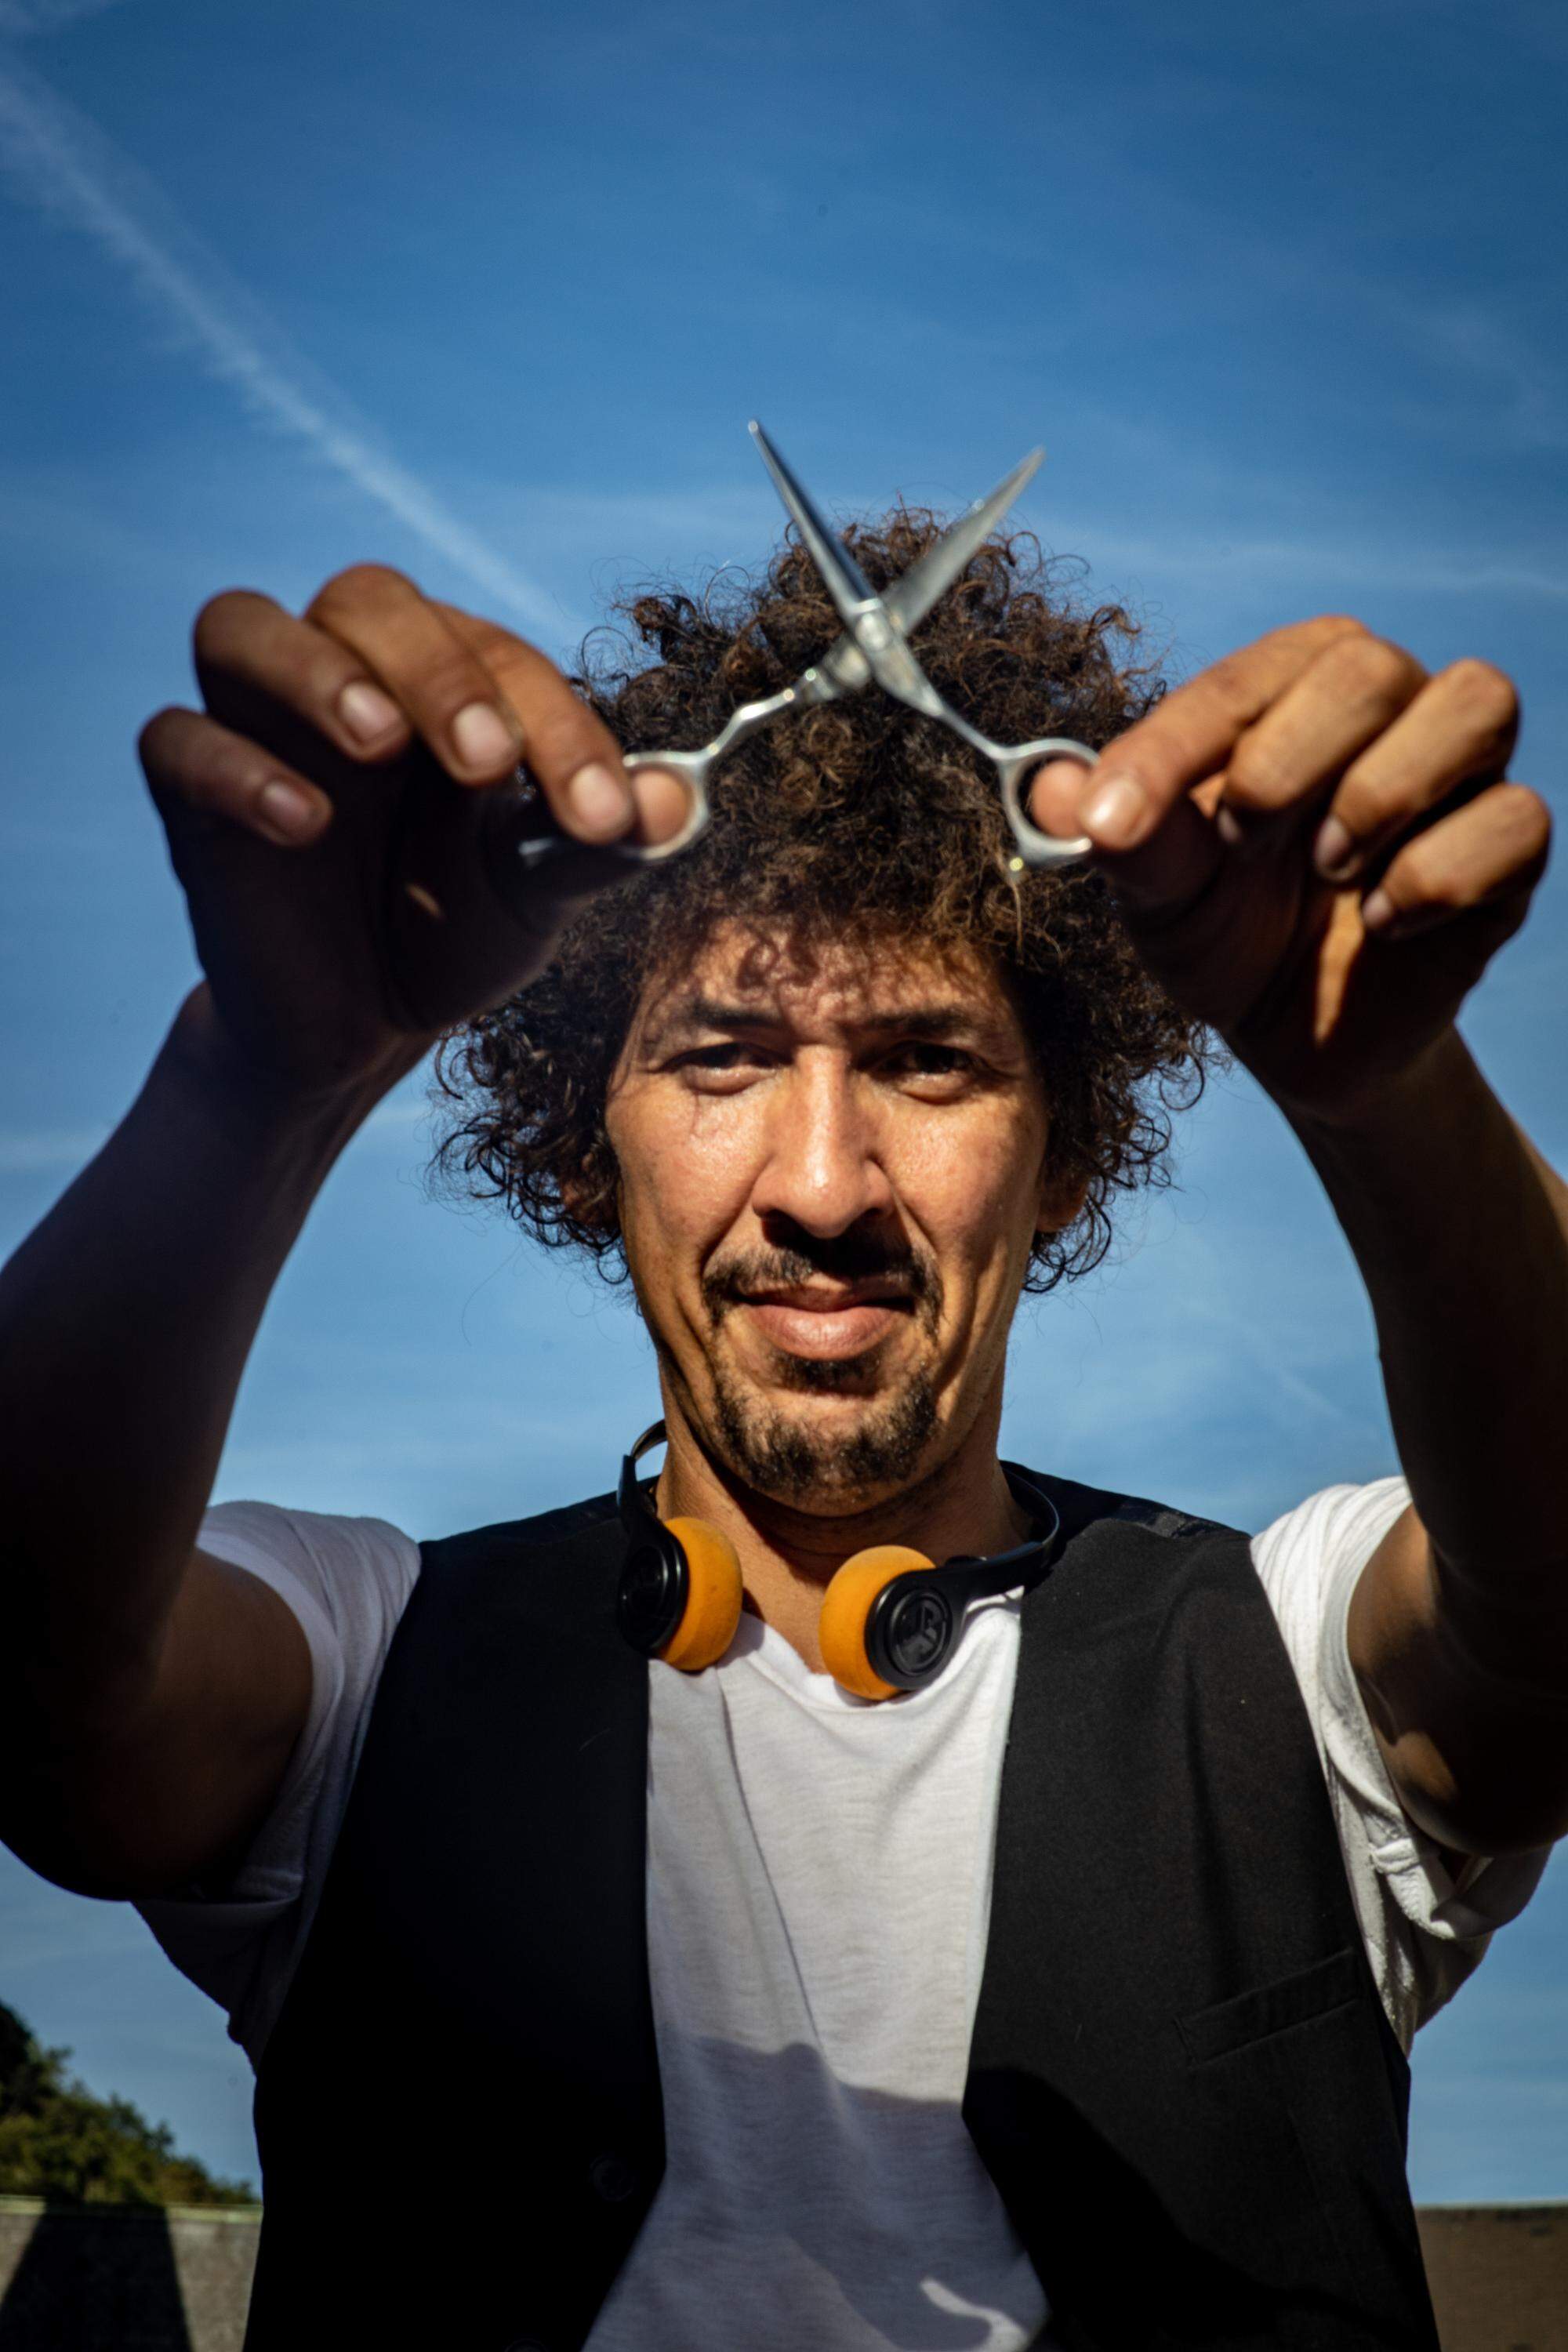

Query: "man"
left=0, top=508, right=1562, bottom=2350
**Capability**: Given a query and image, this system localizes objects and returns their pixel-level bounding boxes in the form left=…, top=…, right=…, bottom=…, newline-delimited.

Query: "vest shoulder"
left=419, top=1487, right=621, bottom=1561
left=1011, top=1462, right=1247, bottom=1548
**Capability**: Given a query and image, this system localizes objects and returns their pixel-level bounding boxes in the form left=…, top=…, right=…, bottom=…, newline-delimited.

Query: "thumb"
left=1029, top=759, right=1225, bottom=916
left=475, top=767, right=691, bottom=924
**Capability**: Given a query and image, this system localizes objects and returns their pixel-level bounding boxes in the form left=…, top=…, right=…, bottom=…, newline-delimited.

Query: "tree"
left=0, top=1998, right=256, bottom=2206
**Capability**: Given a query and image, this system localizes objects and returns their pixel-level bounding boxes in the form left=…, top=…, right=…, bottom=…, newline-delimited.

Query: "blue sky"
left=1, top=0, right=1565, bottom=2201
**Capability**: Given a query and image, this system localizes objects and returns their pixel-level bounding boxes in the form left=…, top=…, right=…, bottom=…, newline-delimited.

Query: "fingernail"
left=257, top=781, right=322, bottom=842
left=1314, top=815, right=1358, bottom=879
left=1360, top=887, right=1396, bottom=932
left=450, top=702, right=517, bottom=772
left=1081, top=772, right=1149, bottom=849
left=1214, top=804, right=1247, bottom=850
left=568, top=760, right=634, bottom=837
left=338, top=681, right=405, bottom=746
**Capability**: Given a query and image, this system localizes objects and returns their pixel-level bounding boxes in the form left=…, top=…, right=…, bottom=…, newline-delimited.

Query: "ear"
left=1035, top=1158, right=1091, bottom=1240
left=560, top=1163, right=621, bottom=1239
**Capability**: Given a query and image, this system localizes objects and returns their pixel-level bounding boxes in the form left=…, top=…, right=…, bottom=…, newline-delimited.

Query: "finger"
left=1312, top=659, right=1521, bottom=884
left=1217, top=630, right=1428, bottom=843
left=433, top=602, right=688, bottom=849
left=1073, top=615, right=1367, bottom=855
left=307, top=568, right=634, bottom=848
left=139, top=706, right=331, bottom=847
left=1359, top=783, right=1551, bottom=940
left=192, top=588, right=412, bottom=763
left=306, top=565, right=522, bottom=786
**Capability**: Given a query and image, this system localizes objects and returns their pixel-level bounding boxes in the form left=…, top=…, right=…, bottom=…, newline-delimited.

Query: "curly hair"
left=431, top=507, right=1215, bottom=1292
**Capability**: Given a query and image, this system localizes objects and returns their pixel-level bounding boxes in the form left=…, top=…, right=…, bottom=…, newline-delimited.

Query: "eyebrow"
left=652, top=996, right=996, bottom=1044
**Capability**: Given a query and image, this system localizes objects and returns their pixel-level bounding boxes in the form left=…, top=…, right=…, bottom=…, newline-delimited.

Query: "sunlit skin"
left=603, top=920, right=1088, bottom=1672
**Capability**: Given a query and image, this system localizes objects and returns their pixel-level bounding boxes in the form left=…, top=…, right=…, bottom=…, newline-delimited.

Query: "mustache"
left=702, top=1234, right=942, bottom=1323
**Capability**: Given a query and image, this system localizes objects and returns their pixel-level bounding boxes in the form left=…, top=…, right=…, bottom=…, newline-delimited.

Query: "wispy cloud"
left=1044, top=514, right=1568, bottom=608
left=1378, top=285, right=1566, bottom=456
left=0, top=0, right=125, bottom=31
left=0, top=53, right=562, bottom=632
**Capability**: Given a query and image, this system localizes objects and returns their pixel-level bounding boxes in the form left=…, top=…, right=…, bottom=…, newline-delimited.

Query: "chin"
left=709, top=1362, right=938, bottom=1511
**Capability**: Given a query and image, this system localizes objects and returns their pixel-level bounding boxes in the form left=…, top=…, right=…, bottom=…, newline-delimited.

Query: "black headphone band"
left=615, top=1422, right=689, bottom=1657
left=616, top=1423, right=1060, bottom=1686
left=860, top=1463, right=1060, bottom=1691
left=618, top=1421, right=670, bottom=1537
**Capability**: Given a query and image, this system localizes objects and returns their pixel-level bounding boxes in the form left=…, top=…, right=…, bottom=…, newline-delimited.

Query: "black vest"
left=243, top=1470, right=1439, bottom=2350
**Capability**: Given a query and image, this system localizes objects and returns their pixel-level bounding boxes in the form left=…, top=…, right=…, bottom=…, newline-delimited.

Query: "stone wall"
left=2, top=2194, right=1564, bottom=2347
left=0, top=2198, right=258, bottom=2352
left=1417, top=2203, right=1568, bottom=2350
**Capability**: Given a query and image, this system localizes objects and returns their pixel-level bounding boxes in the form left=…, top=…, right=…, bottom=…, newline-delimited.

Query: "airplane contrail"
left=0, top=53, right=562, bottom=633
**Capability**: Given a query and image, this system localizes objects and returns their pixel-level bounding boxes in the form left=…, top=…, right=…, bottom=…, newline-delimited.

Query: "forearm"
left=1288, top=1025, right=1568, bottom=1610
left=0, top=986, right=407, bottom=1730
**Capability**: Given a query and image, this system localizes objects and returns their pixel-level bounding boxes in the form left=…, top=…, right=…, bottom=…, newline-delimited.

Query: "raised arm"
left=1293, top=1039, right=1568, bottom=1854
left=0, top=568, right=677, bottom=1897
left=1029, top=619, right=1562, bottom=1853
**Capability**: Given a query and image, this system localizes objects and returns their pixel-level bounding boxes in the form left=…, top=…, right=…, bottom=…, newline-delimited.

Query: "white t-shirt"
left=137, top=1475, right=1552, bottom=2352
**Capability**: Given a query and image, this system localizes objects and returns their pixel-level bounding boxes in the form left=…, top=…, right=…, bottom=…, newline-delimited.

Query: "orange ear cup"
left=818, top=1544, right=936, bottom=1701
left=658, top=1518, right=744, bottom=1671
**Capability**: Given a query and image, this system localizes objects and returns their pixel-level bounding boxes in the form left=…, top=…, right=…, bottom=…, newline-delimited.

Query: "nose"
left=749, top=1054, right=895, bottom=1239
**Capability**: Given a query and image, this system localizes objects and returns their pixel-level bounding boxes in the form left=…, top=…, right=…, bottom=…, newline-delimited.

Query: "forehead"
left=632, top=920, right=1025, bottom=1049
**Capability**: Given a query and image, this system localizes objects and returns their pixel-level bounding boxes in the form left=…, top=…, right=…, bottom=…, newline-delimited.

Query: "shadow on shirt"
left=590, top=2032, right=1410, bottom=2350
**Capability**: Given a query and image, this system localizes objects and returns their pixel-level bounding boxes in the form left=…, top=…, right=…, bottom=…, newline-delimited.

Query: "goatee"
left=709, top=1361, right=938, bottom=1508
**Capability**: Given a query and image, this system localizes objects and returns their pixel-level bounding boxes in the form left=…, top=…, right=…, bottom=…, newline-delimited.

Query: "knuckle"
left=1198, top=659, right=1260, bottom=733
left=137, top=704, right=188, bottom=762
left=1291, top=615, right=1371, bottom=668
left=417, top=647, right=492, bottom=714
left=1224, top=731, right=1295, bottom=810
left=437, top=601, right=539, bottom=665
left=1261, top=614, right=1365, bottom=662
left=1387, top=839, right=1453, bottom=909
left=1444, top=657, right=1519, bottom=736
left=191, top=587, right=268, bottom=660
left=1333, top=756, right=1403, bottom=834
left=1326, top=630, right=1420, bottom=699
left=310, top=561, right=417, bottom=620
left=1494, top=782, right=1552, bottom=855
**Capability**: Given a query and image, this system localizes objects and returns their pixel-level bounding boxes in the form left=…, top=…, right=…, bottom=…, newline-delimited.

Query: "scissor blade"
left=749, top=420, right=880, bottom=626
left=881, top=448, right=1043, bottom=638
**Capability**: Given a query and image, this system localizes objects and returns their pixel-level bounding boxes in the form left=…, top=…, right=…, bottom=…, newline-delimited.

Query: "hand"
left=139, top=567, right=687, bottom=1098
left=1029, top=617, right=1552, bottom=1121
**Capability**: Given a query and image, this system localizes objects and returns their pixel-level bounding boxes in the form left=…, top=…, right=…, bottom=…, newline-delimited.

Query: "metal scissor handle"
left=486, top=426, right=1096, bottom=885
left=496, top=742, right=717, bottom=877
left=991, top=738, right=1100, bottom=872
left=748, top=423, right=1094, bottom=873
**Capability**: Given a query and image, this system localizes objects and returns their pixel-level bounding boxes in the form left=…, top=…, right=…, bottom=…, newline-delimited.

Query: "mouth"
left=736, top=1284, right=914, bottom=1361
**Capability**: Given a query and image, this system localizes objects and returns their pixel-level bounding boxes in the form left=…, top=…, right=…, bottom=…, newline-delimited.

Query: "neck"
left=654, top=1380, right=1028, bottom=1675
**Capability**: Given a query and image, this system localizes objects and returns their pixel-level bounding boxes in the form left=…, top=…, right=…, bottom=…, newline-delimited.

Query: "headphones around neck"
left=615, top=1421, right=1062, bottom=1701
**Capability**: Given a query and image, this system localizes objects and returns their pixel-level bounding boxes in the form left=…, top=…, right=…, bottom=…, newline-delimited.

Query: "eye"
left=672, top=1042, right=776, bottom=1085
left=884, top=1044, right=974, bottom=1076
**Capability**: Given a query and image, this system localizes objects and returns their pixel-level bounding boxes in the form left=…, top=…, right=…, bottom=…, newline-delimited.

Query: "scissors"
left=491, top=423, right=1096, bottom=884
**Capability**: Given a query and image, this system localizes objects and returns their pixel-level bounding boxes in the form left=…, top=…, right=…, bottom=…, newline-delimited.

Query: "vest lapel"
left=964, top=1479, right=1436, bottom=2349
left=245, top=1495, right=664, bottom=2352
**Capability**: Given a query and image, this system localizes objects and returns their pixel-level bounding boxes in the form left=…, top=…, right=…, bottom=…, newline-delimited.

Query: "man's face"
left=604, top=921, right=1063, bottom=1513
